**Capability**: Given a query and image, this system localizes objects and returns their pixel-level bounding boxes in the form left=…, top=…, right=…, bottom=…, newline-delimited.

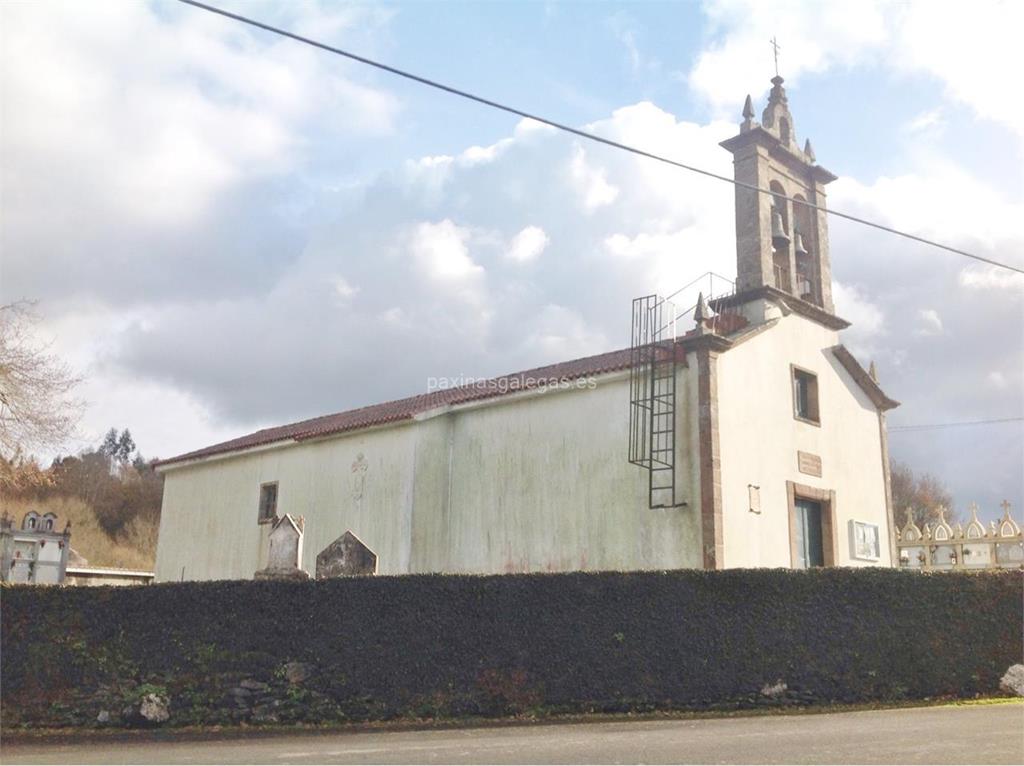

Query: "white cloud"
left=915, top=308, right=944, bottom=336
left=688, top=0, right=1024, bottom=144
left=830, top=165, right=1024, bottom=250
left=461, top=141, right=512, bottom=165
left=88, top=101, right=740, bottom=432
left=905, top=108, right=945, bottom=134
left=833, top=281, right=885, bottom=357
left=569, top=145, right=620, bottom=211
left=506, top=226, right=550, bottom=263
left=381, top=306, right=410, bottom=328
left=959, top=266, right=1024, bottom=291
left=606, top=12, right=643, bottom=74
left=689, top=0, right=889, bottom=115
left=524, top=304, right=609, bottom=360
left=332, top=277, right=359, bottom=301
left=410, top=220, right=485, bottom=283
left=514, top=118, right=558, bottom=138
left=987, top=371, right=1008, bottom=390
left=897, top=1, right=1024, bottom=141
left=0, top=1, right=398, bottom=229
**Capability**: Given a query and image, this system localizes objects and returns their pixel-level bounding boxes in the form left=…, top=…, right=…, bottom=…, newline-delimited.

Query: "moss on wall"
left=2, top=568, right=1020, bottom=728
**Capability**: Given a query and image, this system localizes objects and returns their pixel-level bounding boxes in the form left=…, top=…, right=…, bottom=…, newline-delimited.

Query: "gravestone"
left=254, top=514, right=311, bottom=581
left=316, top=530, right=377, bottom=578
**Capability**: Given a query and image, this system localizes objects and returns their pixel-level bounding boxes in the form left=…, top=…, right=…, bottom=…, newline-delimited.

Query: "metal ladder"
left=628, top=295, right=684, bottom=509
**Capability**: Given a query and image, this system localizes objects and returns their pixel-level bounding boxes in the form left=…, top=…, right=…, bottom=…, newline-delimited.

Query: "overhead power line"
left=178, top=0, right=1024, bottom=276
left=889, top=417, right=1023, bottom=432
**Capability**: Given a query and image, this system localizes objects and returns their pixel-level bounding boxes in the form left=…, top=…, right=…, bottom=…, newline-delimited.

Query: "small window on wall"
left=258, top=482, right=278, bottom=523
left=792, top=366, right=820, bottom=424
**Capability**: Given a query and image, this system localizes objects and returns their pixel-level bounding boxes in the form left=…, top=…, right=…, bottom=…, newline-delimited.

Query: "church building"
left=154, top=75, right=899, bottom=581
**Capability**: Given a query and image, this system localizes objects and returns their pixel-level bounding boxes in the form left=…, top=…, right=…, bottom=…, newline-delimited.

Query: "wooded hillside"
left=0, top=428, right=161, bottom=570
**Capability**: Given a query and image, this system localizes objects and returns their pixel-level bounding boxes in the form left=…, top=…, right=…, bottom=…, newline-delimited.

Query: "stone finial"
left=743, top=94, right=755, bottom=119
left=868, top=360, right=878, bottom=382
left=761, top=75, right=795, bottom=146
left=694, top=292, right=712, bottom=325
left=804, top=138, right=816, bottom=162
left=741, top=94, right=756, bottom=131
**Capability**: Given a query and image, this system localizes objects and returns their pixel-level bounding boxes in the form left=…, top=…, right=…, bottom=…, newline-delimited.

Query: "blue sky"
left=2, top=0, right=1022, bottom=522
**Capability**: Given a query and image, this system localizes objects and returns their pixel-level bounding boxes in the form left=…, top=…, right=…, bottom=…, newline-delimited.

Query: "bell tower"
left=719, top=76, right=838, bottom=314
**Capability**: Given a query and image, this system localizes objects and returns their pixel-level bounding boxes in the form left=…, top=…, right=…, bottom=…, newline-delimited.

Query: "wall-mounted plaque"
left=748, top=484, right=761, bottom=514
left=797, top=451, right=822, bottom=477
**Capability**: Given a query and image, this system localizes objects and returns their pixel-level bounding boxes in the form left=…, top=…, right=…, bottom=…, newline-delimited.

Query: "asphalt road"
left=3, top=703, right=1022, bottom=765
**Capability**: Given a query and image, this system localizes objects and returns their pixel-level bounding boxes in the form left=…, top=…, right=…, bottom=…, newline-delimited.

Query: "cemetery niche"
left=254, top=514, right=310, bottom=581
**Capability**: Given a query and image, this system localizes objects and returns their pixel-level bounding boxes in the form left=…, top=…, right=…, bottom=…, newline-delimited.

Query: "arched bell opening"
left=769, top=181, right=792, bottom=293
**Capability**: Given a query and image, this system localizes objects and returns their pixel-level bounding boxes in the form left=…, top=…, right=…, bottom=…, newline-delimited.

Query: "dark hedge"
left=1, top=568, right=1021, bottom=727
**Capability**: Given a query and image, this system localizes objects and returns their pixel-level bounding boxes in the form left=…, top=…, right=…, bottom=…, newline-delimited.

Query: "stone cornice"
left=683, top=333, right=733, bottom=354
left=830, top=345, right=900, bottom=411
left=710, top=286, right=851, bottom=331
left=719, top=127, right=837, bottom=185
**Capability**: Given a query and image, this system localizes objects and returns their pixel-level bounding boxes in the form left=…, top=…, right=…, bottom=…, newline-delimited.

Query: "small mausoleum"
left=0, top=511, right=72, bottom=585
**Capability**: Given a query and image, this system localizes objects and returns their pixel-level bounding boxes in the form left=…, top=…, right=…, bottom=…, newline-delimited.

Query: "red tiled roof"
left=156, top=346, right=638, bottom=468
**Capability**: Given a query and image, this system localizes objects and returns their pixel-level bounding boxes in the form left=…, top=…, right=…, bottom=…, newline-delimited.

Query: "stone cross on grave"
left=770, top=36, right=782, bottom=77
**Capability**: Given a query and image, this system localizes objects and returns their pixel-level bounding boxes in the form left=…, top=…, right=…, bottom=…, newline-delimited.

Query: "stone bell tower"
left=719, top=76, right=837, bottom=314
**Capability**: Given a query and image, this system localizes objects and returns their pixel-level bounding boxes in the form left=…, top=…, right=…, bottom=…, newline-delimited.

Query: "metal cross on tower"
left=770, top=36, right=782, bottom=76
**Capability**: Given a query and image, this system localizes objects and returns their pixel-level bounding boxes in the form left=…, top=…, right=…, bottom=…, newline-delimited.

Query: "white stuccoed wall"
left=416, top=372, right=702, bottom=574
left=716, top=311, right=893, bottom=568
left=155, top=425, right=418, bottom=581
left=155, top=369, right=703, bottom=581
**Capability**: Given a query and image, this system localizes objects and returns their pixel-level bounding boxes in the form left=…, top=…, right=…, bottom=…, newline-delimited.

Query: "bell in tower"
left=718, top=74, right=838, bottom=315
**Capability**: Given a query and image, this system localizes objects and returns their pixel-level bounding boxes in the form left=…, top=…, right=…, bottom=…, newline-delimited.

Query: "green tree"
left=100, top=427, right=135, bottom=465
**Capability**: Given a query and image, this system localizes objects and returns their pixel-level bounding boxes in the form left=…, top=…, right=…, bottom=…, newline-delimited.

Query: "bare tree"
left=890, top=459, right=956, bottom=530
left=0, top=302, right=83, bottom=459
